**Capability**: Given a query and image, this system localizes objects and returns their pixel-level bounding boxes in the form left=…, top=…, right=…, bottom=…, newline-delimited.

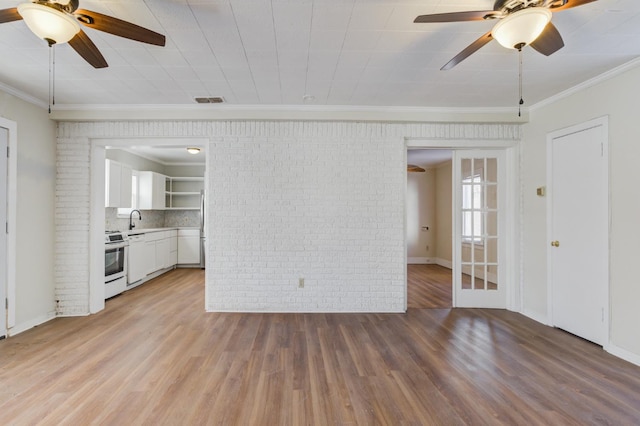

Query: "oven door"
left=105, top=245, right=126, bottom=279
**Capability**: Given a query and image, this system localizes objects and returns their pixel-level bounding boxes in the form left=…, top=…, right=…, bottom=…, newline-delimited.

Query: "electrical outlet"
left=298, top=278, right=304, bottom=288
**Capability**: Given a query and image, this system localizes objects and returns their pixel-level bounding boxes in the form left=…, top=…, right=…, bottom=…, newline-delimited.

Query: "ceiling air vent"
left=195, top=97, right=224, bottom=104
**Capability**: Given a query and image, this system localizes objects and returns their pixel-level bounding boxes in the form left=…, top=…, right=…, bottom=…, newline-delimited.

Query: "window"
left=117, top=172, right=138, bottom=218
left=462, top=173, right=483, bottom=243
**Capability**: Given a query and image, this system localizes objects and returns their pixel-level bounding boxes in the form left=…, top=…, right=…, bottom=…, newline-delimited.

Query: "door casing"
left=546, top=116, right=609, bottom=347
left=405, top=139, right=520, bottom=312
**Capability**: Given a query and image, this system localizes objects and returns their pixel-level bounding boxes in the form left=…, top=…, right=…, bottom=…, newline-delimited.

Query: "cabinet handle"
left=551, top=241, right=560, bottom=247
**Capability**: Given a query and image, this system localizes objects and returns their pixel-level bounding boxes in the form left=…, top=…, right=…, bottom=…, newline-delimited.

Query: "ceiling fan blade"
left=407, top=165, right=426, bottom=173
left=75, top=9, right=165, bottom=46
left=441, top=31, right=493, bottom=71
left=550, top=0, right=598, bottom=12
left=0, top=7, right=22, bottom=24
left=414, top=10, right=498, bottom=23
left=68, top=30, right=108, bottom=68
left=530, top=22, right=564, bottom=56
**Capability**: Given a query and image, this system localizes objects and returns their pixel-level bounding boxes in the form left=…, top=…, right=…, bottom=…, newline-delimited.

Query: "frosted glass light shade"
left=492, top=8, right=552, bottom=49
left=18, top=3, right=80, bottom=44
left=186, top=147, right=201, bottom=154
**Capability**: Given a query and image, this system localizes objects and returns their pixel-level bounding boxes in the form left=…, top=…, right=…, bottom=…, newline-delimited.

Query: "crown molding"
left=49, top=103, right=528, bottom=124
left=530, top=56, right=640, bottom=111
left=0, top=81, right=48, bottom=110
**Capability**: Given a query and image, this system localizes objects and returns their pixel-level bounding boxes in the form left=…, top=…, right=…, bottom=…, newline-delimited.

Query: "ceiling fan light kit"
left=491, top=8, right=552, bottom=49
left=17, top=2, right=80, bottom=45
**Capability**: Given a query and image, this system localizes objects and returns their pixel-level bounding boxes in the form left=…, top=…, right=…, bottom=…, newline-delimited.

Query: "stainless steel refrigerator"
left=199, top=189, right=206, bottom=269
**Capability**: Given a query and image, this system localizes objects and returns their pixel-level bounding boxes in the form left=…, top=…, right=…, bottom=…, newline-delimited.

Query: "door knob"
left=551, top=241, right=560, bottom=247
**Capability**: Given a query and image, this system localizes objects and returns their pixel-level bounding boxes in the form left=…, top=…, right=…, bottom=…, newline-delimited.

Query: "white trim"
left=90, top=145, right=106, bottom=314
left=50, top=104, right=528, bottom=123
left=0, top=117, right=17, bottom=330
left=606, top=343, right=640, bottom=368
left=407, top=257, right=436, bottom=264
left=435, top=258, right=452, bottom=269
left=532, top=57, right=640, bottom=111
left=8, top=311, right=56, bottom=336
left=0, top=82, right=48, bottom=110
left=546, top=116, right=610, bottom=345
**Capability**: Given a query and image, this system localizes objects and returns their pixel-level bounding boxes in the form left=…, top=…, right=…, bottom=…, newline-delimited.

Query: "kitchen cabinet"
left=169, top=230, right=178, bottom=265
left=127, top=234, right=147, bottom=284
left=144, top=230, right=173, bottom=274
left=178, top=229, right=200, bottom=264
left=138, top=171, right=167, bottom=210
left=105, top=159, right=132, bottom=208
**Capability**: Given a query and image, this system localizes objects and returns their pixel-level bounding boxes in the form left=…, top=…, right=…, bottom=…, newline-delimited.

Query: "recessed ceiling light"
left=186, top=147, right=201, bottom=154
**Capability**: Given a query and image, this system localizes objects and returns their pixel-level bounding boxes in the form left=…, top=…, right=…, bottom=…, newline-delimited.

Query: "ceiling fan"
left=0, top=0, right=165, bottom=68
left=407, top=164, right=426, bottom=173
left=414, top=0, right=597, bottom=70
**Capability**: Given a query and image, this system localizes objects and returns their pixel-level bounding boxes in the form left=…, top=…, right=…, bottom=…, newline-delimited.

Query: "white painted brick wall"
left=55, top=137, right=91, bottom=315
left=55, top=121, right=521, bottom=315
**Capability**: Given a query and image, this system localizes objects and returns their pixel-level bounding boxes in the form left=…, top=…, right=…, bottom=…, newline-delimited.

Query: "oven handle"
left=105, top=242, right=129, bottom=250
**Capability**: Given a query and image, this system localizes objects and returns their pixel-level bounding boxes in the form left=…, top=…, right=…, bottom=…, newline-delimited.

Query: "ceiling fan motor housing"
left=38, top=0, right=79, bottom=14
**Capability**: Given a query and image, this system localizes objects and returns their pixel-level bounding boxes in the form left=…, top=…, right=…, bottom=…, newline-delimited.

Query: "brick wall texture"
left=56, top=121, right=521, bottom=314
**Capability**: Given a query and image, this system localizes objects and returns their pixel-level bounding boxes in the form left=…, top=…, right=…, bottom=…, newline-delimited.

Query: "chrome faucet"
left=129, top=209, right=142, bottom=230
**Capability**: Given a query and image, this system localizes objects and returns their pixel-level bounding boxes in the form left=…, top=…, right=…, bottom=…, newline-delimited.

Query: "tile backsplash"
left=105, top=208, right=199, bottom=232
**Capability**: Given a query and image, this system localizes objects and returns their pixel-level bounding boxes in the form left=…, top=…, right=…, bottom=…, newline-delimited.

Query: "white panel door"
left=0, top=128, right=7, bottom=338
left=549, top=121, right=608, bottom=346
left=453, top=150, right=506, bottom=308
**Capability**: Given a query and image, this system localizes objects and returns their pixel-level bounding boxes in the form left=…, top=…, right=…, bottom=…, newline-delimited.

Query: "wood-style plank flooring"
left=1, top=268, right=640, bottom=424
left=407, top=264, right=452, bottom=309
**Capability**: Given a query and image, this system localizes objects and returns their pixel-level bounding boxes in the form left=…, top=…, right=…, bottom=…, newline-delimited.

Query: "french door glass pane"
left=459, top=155, right=499, bottom=292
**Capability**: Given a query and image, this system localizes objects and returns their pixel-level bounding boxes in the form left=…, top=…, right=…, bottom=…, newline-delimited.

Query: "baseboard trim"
left=435, top=258, right=452, bottom=269
left=8, top=311, right=57, bottom=336
left=407, top=257, right=435, bottom=264
left=606, top=343, right=640, bottom=367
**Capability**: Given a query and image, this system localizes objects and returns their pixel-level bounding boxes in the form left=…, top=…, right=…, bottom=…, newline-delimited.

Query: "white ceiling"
left=123, top=145, right=206, bottom=165
left=408, top=149, right=451, bottom=168
left=1, top=0, right=639, bottom=110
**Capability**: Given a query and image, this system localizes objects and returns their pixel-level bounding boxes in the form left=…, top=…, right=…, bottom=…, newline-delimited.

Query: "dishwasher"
left=127, top=233, right=147, bottom=286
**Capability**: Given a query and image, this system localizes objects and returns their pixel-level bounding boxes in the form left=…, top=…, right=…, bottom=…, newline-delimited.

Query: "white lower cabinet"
left=178, top=229, right=200, bottom=264
left=169, top=230, right=178, bottom=266
left=127, top=234, right=147, bottom=284
left=128, top=229, right=184, bottom=288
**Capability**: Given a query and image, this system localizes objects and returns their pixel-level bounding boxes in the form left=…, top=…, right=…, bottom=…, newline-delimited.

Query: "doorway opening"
left=406, top=149, right=453, bottom=309
left=89, top=139, right=208, bottom=314
left=406, top=141, right=520, bottom=311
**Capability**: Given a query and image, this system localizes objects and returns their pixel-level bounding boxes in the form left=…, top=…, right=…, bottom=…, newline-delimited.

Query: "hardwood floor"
left=407, top=264, right=452, bottom=308
left=1, top=268, right=640, bottom=424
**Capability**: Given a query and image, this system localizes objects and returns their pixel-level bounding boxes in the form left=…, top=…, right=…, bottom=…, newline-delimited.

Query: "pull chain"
left=48, top=43, right=52, bottom=113
left=47, top=40, right=56, bottom=114
left=518, top=46, right=524, bottom=117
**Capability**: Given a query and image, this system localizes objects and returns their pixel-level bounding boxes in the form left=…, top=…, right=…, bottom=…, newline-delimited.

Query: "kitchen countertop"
left=127, top=227, right=198, bottom=236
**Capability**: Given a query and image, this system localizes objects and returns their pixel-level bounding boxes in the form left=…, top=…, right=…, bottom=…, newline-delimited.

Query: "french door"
left=453, top=150, right=506, bottom=308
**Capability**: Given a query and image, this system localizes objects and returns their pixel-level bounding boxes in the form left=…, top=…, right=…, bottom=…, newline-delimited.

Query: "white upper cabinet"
left=138, top=171, right=167, bottom=210
left=105, top=159, right=132, bottom=208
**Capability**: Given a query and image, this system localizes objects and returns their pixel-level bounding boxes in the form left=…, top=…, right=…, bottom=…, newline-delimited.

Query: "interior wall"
left=435, top=161, right=452, bottom=265
left=406, top=169, right=436, bottom=262
left=55, top=121, right=519, bottom=315
left=523, top=64, right=640, bottom=361
left=0, top=90, right=56, bottom=334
